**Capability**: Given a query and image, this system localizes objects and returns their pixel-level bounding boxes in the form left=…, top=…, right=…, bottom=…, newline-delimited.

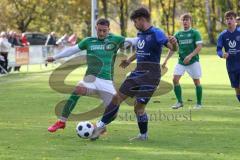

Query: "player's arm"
left=216, top=34, right=228, bottom=59
left=183, top=43, right=202, bottom=64
left=124, top=37, right=139, bottom=47
left=162, top=50, right=174, bottom=68
left=183, top=30, right=203, bottom=64
left=47, top=45, right=81, bottom=62
left=165, top=36, right=178, bottom=52
left=119, top=53, right=136, bottom=68
left=118, top=37, right=138, bottom=68
left=162, top=34, right=178, bottom=68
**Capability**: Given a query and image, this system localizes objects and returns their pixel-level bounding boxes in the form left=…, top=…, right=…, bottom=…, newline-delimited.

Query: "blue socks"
left=101, top=102, right=119, bottom=125
left=136, top=113, right=148, bottom=134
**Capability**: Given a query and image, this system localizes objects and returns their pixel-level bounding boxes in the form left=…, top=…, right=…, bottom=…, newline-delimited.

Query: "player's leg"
left=90, top=78, right=129, bottom=140
left=172, top=64, right=185, bottom=109
left=187, top=62, right=202, bottom=109
left=193, top=79, right=202, bottom=108
left=48, top=82, right=96, bottom=132
left=98, top=92, right=128, bottom=125
left=90, top=93, right=129, bottom=140
left=129, top=78, right=160, bottom=141
left=128, top=100, right=148, bottom=141
left=60, top=84, right=87, bottom=121
left=130, top=86, right=157, bottom=141
left=234, top=72, right=240, bottom=102
left=100, top=91, right=128, bottom=125
left=95, top=78, right=125, bottom=126
left=235, top=88, right=240, bottom=102
left=101, top=75, right=138, bottom=125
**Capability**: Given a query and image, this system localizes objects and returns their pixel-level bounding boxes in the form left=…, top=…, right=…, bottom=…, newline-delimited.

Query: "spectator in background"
left=8, top=31, right=22, bottom=72
left=21, top=33, right=29, bottom=46
left=68, top=33, right=77, bottom=45
left=45, top=32, right=57, bottom=67
left=0, top=32, right=11, bottom=74
left=0, top=54, right=4, bottom=73
left=8, top=31, right=21, bottom=47
left=56, top=33, right=68, bottom=46
left=45, top=32, right=57, bottom=46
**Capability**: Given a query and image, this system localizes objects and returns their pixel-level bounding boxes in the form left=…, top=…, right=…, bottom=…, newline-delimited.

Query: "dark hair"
left=225, top=11, right=237, bottom=18
left=180, top=13, right=192, bottom=21
left=96, top=18, right=110, bottom=26
left=130, top=7, right=151, bottom=21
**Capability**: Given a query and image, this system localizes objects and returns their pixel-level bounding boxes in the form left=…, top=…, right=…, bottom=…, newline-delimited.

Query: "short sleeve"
left=155, top=29, right=168, bottom=46
left=194, top=30, right=202, bottom=44
left=174, top=32, right=179, bottom=42
left=115, top=35, right=125, bottom=44
left=217, top=33, right=223, bottom=47
left=78, top=38, right=89, bottom=50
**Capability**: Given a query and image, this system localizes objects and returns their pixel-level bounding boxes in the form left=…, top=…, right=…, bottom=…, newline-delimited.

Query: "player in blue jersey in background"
left=90, top=7, right=178, bottom=141
left=217, top=11, right=240, bottom=103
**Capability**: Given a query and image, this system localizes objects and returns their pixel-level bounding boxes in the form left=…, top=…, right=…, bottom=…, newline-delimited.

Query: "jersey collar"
left=227, top=27, right=237, bottom=33
left=182, top=28, right=192, bottom=32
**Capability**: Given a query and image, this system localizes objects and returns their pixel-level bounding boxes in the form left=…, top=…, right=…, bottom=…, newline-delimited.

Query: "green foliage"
left=0, top=0, right=239, bottom=42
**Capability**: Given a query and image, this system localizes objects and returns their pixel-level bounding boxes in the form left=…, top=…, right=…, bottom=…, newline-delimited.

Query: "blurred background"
left=0, top=0, right=240, bottom=44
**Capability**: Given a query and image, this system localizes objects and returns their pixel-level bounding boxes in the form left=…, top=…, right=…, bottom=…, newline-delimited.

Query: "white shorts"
left=77, top=76, right=116, bottom=107
left=173, top=62, right=202, bottom=79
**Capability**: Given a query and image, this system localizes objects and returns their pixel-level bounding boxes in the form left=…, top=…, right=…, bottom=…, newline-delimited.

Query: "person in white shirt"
left=0, top=32, right=11, bottom=73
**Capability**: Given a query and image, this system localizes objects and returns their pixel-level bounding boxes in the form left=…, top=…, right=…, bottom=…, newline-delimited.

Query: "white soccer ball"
left=76, top=121, right=94, bottom=139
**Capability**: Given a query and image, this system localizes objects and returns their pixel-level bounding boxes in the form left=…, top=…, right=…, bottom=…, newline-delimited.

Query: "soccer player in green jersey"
left=47, top=18, right=137, bottom=132
left=162, top=13, right=203, bottom=109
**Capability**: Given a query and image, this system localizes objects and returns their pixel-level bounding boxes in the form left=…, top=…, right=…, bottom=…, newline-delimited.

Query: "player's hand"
left=168, top=36, right=177, bottom=45
left=119, top=59, right=130, bottom=68
left=162, top=61, right=167, bottom=68
left=223, top=52, right=229, bottom=59
left=183, top=55, right=192, bottom=64
left=46, top=57, right=55, bottom=62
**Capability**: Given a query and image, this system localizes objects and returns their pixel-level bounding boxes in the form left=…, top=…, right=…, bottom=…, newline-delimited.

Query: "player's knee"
left=111, top=95, right=119, bottom=105
left=134, top=107, right=145, bottom=115
left=74, top=86, right=87, bottom=95
left=112, top=92, right=126, bottom=105
left=173, top=78, right=179, bottom=85
left=193, top=79, right=200, bottom=86
left=235, top=88, right=240, bottom=95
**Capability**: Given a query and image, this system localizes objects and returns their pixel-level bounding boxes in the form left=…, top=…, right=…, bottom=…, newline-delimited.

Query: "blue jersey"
left=134, top=26, right=168, bottom=78
left=136, top=26, right=168, bottom=64
left=217, top=27, right=240, bottom=72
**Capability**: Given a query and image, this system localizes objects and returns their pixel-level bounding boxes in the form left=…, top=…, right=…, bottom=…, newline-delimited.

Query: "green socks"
left=62, top=92, right=80, bottom=118
left=196, top=85, right=202, bottom=105
left=174, top=84, right=202, bottom=105
left=174, top=85, right=183, bottom=103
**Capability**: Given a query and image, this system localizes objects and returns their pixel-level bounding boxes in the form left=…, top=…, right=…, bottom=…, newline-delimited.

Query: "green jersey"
left=78, top=33, right=125, bottom=80
left=174, top=28, right=202, bottom=66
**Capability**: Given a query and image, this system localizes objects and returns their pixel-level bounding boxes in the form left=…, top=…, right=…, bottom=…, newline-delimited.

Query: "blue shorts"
left=119, top=70, right=160, bottom=105
left=228, top=71, right=240, bottom=88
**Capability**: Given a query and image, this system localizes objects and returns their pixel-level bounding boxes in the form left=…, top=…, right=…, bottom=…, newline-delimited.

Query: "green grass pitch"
left=0, top=47, right=239, bottom=160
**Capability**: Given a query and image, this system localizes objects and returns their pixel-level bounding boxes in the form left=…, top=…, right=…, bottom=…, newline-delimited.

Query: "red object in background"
left=68, top=34, right=77, bottom=45
left=15, top=47, right=29, bottom=65
left=21, top=34, right=29, bottom=46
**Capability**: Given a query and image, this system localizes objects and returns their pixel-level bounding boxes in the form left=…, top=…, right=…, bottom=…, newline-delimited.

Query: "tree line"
left=0, top=0, right=239, bottom=44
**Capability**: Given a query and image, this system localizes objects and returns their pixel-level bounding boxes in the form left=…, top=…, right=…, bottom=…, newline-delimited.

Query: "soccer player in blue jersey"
left=217, top=11, right=240, bottom=103
left=90, top=7, right=178, bottom=140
